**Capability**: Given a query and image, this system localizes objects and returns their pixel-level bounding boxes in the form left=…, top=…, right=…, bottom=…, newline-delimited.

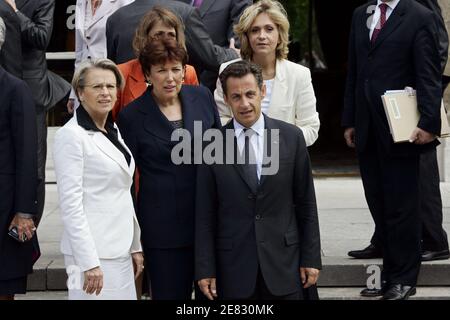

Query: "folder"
left=381, top=90, right=450, bottom=143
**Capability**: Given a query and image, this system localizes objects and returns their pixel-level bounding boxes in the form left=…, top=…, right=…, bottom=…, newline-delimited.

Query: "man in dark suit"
left=176, top=0, right=252, bottom=91
left=4, top=0, right=71, bottom=226
left=348, top=0, right=449, bottom=263
left=106, top=0, right=238, bottom=73
left=0, top=1, right=22, bottom=78
left=0, top=17, right=39, bottom=299
left=342, top=0, right=442, bottom=299
left=195, top=61, right=321, bottom=300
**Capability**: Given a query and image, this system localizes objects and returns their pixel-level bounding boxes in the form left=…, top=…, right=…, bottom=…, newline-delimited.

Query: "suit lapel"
left=91, top=132, right=132, bottom=176
left=88, top=0, right=117, bottom=29
left=223, top=122, right=258, bottom=194
left=141, top=88, right=178, bottom=144
left=267, top=59, right=288, bottom=115
left=74, top=113, right=132, bottom=176
left=370, top=0, right=407, bottom=52
left=258, top=115, right=280, bottom=188
left=198, top=0, right=215, bottom=18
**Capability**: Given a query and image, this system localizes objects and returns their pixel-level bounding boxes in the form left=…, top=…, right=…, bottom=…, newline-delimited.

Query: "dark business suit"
left=342, top=0, right=442, bottom=286
left=117, top=85, right=221, bottom=299
left=368, top=0, right=449, bottom=255
left=195, top=115, right=322, bottom=299
left=176, top=0, right=251, bottom=91
left=15, top=0, right=71, bottom=225
left=0, top=2, right=22, bottom=79
left=0, top=67, right=39, bottom=287
left=106, top=0, right=238, bottom=71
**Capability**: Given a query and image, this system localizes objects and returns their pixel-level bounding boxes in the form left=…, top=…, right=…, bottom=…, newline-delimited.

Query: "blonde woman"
left=214, top=0, right=320, bottom=146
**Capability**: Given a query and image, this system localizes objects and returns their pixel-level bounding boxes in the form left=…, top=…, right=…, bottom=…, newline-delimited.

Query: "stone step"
left=15, top=287, right=450, bottom=300
left=26, top=256, right=450, bottom=291
left=318, top=287, right=450, bottom=300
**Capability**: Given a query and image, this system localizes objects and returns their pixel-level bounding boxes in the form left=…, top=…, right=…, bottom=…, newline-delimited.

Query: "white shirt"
left=233, top=115, right=265, bottom=180
left=261, top=78, right=275, bottom=115
left=369, top=0, right=401, bottom=39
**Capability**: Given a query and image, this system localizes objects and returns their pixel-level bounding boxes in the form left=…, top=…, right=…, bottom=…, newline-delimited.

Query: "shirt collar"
left=233, top=113, right=265, bottom=138
left=76, top=105, right=117, bottom=136
left=377, top=0, right=400, bottom=10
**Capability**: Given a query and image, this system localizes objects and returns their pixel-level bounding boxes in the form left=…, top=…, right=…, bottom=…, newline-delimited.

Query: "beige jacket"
left=214, top=58, right=320, bottom=146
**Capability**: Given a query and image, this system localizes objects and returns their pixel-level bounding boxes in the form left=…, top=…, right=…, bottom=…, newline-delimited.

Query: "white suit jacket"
left=53, top=114, right=142, bottom=272
left=214, top=58, right=320, bottom=146
left=70, top=0, right=134, bottom=101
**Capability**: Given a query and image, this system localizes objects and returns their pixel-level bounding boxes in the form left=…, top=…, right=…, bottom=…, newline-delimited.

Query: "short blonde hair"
left=133, top=6, right=186, bottom=58
left=235, top=0, right=290, bottom=61
left=72, top=58, right=124, bottom=99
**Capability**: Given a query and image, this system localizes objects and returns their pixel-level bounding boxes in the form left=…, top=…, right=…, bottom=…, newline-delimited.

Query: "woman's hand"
left=9, top=214, right=36, bottom=242
left=132, top=252, right=144, bottom=280
left=83, top=266, right=103, bottom=295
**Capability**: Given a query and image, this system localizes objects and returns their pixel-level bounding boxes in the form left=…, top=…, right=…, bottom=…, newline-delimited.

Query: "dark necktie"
left=242, top=128, right=259, bottom=192
left=371, top=3, right=388, bottom=43
left=193, top=0, right=203, bottom=8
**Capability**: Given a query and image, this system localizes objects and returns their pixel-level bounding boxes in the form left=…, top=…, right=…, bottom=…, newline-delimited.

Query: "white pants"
left=64, top=255, right=137, bottom=300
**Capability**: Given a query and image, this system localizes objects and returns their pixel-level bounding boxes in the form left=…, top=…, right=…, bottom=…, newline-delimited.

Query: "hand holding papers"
left=381, top=88, right=450, bottom=143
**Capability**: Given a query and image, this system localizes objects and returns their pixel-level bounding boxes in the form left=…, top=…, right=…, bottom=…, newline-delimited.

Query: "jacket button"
left=86, top=35, right=91, bottom=39
left=248, top=194, right=255, bottom=200
left=255, top=214, right=261, bottom=220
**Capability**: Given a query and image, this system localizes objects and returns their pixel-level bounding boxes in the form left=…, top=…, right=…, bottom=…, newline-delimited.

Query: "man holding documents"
left=342, top=0, right=442, bottom=299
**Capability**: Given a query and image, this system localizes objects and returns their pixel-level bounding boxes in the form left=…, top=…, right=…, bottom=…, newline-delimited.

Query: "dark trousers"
left=358, top=140, right=422, bottom=286
left=143, top=246, right=204, bottom=300
left=36, top=108, right=47, bottom=226
left=370, top=148, right=449, bottom=251
left=245, top=268, right=300, bottom=300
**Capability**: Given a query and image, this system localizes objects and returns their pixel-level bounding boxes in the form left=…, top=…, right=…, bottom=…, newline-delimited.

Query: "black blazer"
left=16, top=0, right=70, bottom=110
left=195, top=115, right=322, bottom=299
left=0, top=67, right=38, bottom=280
left=106, top=0, right=238, bottom=69
left=342, top=0, right=442, bottom=155
left=0, top=2, right=22, bottom=79
left=117, top=85, right=221, bottom=249
left=416, top=0, right=448, bottom=73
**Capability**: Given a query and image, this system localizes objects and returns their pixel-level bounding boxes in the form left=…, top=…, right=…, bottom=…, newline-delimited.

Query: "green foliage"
left=278, top=0, right=310, bottom=44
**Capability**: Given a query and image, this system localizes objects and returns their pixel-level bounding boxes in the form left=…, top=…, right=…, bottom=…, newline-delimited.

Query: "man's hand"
left=131, top=252, right=144, bottom=280
left=409, top=127, right=436, bottom=145
left=9, top=214, right=35, bottom=242
left=344, top=127, right=356, bottom=148
left=229, top=38, right=240, bottom=57
left=198, top=278, right=217, bottom=300
left=83, top=266, right=103, bottom=295
left=4, top=0, right=17, bottom=11
left=300, top=267, right=320, bottom=288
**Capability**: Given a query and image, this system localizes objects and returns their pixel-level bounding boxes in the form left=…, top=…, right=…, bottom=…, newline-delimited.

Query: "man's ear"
left=260, top=83, right=266, bottom=99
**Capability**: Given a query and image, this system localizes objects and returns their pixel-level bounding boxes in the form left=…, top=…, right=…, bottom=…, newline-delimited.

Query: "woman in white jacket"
left=54, top=59, right=143, bottom=300
left=214, top=0, right=320, bottom=146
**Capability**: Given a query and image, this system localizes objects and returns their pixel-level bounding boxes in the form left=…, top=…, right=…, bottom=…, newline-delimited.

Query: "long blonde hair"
left=235, top=0, right=290, bottom=61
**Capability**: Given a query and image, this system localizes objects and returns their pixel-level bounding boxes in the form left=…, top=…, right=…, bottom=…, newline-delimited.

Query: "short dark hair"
left=133, top=6, right=186, bottom=57
left=219, top=61, right=263, bottom=96
left=139, top=38, right=188, bottom=76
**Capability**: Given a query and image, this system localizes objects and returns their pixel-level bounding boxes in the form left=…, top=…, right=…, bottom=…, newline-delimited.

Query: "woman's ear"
left=77, top=89, right=84, bottom=102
